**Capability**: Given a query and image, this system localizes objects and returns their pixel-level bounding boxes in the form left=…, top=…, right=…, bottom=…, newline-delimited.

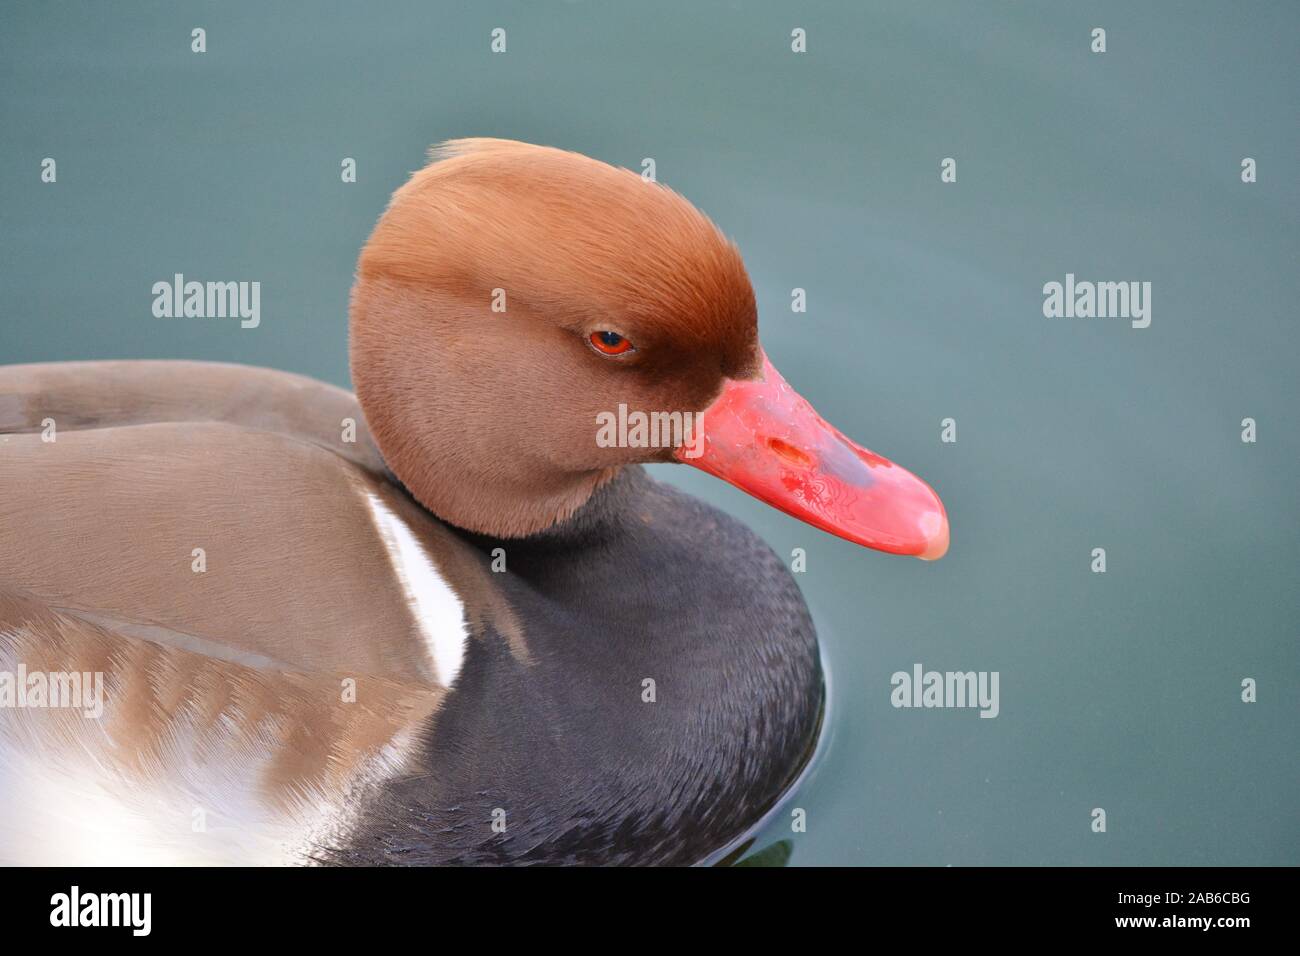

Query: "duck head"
left=350, top=139, right=948, bottom=559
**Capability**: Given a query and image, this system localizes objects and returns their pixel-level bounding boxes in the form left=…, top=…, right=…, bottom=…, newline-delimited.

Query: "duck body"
left=336, top=460, right=822, bottom=866
left=0, top=360, right=822, bottom=865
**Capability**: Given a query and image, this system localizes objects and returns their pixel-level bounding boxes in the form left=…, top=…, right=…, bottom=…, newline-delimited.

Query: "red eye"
left=590, top=330, right=633, bottom=355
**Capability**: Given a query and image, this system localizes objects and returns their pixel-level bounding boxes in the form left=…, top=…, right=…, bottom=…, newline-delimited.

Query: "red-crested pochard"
left=0, top=139, right=947, bottom=865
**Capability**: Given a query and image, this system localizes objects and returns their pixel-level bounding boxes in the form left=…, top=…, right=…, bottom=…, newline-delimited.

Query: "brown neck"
left=400, top=456, right=620, bottom=539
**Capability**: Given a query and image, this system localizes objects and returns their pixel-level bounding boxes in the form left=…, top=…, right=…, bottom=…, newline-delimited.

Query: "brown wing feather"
left=0, top=360, right=526, bottom=862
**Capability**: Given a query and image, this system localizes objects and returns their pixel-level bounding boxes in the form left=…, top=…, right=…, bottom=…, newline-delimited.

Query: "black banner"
left=5, top=866, right=1284, bottom=940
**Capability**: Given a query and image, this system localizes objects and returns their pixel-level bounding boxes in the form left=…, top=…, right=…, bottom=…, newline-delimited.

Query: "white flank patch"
left=0, top=727, right=411, bottom=866
left=0, top=640, right=421, bottom=865
left=364, top=492, right=468, bottom=687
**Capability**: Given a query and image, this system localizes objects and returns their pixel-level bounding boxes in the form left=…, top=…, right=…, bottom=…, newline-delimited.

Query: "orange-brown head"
left=351, top=139, right=948, bottom=557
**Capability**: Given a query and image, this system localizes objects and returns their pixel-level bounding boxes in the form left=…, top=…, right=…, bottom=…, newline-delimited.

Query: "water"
left=1, top=0, right=1295, bottom=865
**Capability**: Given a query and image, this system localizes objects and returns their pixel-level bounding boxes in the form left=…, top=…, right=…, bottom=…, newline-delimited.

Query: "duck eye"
left=589, top=330, right=633, bottom=355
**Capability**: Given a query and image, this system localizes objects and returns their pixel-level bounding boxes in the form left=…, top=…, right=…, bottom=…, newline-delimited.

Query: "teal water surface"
left=1, top=1, right=1296, bottom=865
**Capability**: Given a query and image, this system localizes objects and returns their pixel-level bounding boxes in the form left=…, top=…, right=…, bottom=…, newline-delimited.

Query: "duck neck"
left=486, top=464, right=651, bottom=549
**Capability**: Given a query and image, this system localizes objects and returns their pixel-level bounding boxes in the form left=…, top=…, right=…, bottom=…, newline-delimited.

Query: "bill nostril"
left=767, top=437, right=814, bottom=469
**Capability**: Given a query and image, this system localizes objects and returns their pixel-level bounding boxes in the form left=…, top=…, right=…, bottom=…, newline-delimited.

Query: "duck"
left=0, top=138, right=948, bottom=866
